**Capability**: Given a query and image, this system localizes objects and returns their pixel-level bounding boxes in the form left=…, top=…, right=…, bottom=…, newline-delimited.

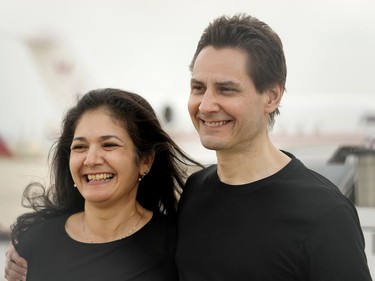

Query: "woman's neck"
left=65, top=203, right=152, bottom=243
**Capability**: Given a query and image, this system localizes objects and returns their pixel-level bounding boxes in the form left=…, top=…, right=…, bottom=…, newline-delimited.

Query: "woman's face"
left=69, top=107, right=150, bottom=206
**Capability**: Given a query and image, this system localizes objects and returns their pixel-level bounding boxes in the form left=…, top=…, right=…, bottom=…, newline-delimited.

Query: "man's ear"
left=264, top=84, right=284, bottom=113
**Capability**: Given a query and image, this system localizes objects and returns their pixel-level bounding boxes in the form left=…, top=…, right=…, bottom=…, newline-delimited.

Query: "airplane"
left=0, top=30, right=374, bottom=277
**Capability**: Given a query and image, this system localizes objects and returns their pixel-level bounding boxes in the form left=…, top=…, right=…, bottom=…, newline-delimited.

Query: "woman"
left=5, top=88, right=202, bottom=281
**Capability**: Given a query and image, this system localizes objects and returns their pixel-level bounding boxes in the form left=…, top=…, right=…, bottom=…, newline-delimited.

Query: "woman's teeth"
left=87, top=173, right=114, bottom=182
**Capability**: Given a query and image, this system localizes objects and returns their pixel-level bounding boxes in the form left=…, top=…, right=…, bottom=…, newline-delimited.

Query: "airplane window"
left=163, top=105, right=173, bottom=124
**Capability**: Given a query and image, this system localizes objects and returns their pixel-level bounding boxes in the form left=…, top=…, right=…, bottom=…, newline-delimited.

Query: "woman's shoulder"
left=26, top=215, right=69, bottom=235
left=135, top=213, right=177, bottom=256
left=147, top=213, right=176, bottom=231
left=16, top=214, right=69, bottom=256
left=31, top=213, right=69, bottom=228
left=139, top=213, right=176, bottom=241
left=19, top=214, right=68, bottom=239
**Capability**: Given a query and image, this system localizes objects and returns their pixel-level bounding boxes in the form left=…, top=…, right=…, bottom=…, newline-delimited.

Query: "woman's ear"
left=264, top=84, right=284, bottom=113
left=140, top=153, right=155, bottom=174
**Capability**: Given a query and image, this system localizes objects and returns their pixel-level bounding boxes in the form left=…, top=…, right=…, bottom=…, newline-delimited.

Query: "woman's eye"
left=103, top=143, right=118, bottom=149
left=71, top=144, right=86, bottom=151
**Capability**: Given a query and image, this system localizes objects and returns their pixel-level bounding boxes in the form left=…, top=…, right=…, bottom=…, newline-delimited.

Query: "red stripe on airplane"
left=0, top=136, right=12, bottom=157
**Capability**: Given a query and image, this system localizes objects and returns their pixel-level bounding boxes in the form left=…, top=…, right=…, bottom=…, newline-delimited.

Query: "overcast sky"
left=1, top=0, right=375, bottom=156
left=1, top=0, right=375, bottom=95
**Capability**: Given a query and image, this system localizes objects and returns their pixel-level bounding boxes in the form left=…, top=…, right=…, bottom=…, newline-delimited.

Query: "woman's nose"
left=83, top=147, right=104, bottom=167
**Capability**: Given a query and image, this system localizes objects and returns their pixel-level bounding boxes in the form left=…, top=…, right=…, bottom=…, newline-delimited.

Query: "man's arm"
left=306, top=205, right=372, bottom=281
left=4, top=242, right=27, bottom=281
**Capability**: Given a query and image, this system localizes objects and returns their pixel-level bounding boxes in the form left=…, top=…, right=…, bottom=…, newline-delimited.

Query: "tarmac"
left=0, top=156, right=49, bottom=233
left=0, top=156, right=49, bottom=280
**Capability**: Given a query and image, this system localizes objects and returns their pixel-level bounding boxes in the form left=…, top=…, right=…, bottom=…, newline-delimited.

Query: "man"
left=4, top=13, right=373, bottom=281
left=175, top=14, right=372, bottom=280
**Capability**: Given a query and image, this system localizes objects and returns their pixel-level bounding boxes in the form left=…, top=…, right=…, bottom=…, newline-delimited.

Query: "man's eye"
left=191, top=85, right=205, bottom=94
left=219, top=87, right=239, bottom=95
left=221, top=87, right=235, bottom=93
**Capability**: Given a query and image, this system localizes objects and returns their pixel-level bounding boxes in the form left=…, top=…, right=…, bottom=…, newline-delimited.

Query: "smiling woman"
left=5, top=88, right=203, bottom=281
left=68, top=107, right=147, bottom=213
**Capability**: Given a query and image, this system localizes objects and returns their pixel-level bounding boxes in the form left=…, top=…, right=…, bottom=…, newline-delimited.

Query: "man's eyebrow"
left=190, top=78, right=203, bottom=85
left=190, top=79, right=240, bottom=87
left=215, top=81, right=241, bottom=88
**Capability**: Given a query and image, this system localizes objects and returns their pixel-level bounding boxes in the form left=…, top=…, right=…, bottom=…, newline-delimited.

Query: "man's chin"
left=200, top=139, right=225, bottom=151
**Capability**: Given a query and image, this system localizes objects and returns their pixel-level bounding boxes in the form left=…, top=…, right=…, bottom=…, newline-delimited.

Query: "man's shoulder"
left=182, top=165, right=217, bottom=197
left=188, top=164, right=217, bottom=179
left=279, top=159, right=356, bottom=216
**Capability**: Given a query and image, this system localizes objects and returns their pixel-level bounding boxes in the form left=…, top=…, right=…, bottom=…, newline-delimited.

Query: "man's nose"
left=198, top=89, right=220, bottom=113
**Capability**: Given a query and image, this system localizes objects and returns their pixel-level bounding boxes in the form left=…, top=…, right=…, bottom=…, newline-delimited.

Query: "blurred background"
left=1, top=0, right=375, bottom=278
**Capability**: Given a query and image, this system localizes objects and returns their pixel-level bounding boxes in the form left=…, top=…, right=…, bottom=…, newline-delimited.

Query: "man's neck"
left=215, top=142, right=290, bottom=185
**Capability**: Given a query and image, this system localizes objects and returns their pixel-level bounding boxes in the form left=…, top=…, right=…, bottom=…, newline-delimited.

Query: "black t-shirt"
left=17, top=213, right=178, bottom=281
left=176, top=152, right=372, bottom=281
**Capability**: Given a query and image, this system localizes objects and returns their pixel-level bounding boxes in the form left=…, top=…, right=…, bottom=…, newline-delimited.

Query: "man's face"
left=188, top=46, right=270, bottom=154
